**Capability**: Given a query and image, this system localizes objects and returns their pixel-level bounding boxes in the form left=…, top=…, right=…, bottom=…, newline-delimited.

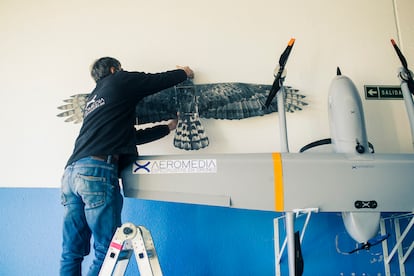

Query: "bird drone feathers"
left=57, top=80, right=307, bottom=150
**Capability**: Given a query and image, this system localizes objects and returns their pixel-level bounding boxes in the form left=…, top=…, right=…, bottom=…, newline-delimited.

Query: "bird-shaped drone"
left=57, top=80, right=307, bottom=150
left=57, top=39, right=308, bottom=150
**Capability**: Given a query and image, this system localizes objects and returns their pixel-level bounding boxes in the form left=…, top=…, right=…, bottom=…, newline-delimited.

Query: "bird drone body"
left=57, top=79, right=307, bottom=150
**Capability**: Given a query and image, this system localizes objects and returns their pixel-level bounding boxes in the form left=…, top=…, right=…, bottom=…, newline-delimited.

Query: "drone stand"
left=274, top=208, right=319, bottom=276
left=275, top=73, right=299, bottom=276
left=380, top=212, right=414, bottom=276
left=398, top=67, right=414, bottom=149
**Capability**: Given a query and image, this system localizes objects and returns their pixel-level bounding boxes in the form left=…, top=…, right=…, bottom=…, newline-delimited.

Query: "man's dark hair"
left=90, top=57, right=122, bottom=82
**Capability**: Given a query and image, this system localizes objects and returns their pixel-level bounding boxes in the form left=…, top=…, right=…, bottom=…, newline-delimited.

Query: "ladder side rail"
left=140, top=227, right=163, bottom=275
left=99, top=227, right=131, bottom=276
left=110, top=241, right=134, bottom=276
left=132, top=226, right=163, bottom=276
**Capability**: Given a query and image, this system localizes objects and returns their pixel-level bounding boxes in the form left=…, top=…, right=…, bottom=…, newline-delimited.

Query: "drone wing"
left=56, top=87, right=179, bottom=125
left=196, top=82, right=307, bottom=120
left=56, top=93, right=89, bottom=124
left=56, top=81, right=307, bottom=151
left=135, top=87, right=178, bottom=124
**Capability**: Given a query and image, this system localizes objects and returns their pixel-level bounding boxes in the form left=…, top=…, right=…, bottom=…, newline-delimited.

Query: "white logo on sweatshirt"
left=84, top=95, right=105, bottom=117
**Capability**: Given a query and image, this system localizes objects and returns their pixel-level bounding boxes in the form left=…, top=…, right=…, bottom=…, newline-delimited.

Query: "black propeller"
left=347, top=233, right=390, bottom=254
left=265, top=38, right=296, bottom=108
left=391, top=39, right=414, bottom=95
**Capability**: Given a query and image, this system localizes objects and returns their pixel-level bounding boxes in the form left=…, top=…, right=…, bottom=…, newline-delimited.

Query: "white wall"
left=1, top=0, right=413, bottom=187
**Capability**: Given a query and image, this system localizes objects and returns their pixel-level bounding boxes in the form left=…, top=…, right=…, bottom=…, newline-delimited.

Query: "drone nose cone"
left=328, top=73, right=369, bottom=154
left=342, top=212, right=381, bottom=243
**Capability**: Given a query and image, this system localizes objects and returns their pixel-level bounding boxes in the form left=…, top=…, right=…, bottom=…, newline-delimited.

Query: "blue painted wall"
left=0, top=188, right=412, bottom=275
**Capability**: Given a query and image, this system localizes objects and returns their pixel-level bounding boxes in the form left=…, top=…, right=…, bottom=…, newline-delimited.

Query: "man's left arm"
left=135, top=119, right=178, bottom=145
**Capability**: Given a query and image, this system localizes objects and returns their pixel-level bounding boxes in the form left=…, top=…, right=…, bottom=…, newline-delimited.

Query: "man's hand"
left=167, top=119, right=178, bottom=131
left=176, top=65, right=194, bottom=79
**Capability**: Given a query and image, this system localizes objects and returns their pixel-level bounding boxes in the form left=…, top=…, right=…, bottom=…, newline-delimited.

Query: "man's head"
left=90, top=57, right=122, bottom=82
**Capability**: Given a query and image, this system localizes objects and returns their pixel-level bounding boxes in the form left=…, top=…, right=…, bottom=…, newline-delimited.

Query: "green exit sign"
left=364, top=85, right=403, bottom=100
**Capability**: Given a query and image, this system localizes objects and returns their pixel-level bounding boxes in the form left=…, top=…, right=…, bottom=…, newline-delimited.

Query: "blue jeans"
left=60, top=157, right=123, bottom=276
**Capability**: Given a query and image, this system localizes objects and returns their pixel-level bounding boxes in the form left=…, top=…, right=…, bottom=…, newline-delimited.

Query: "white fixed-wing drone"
left=300, top=39, right=414, bottom=255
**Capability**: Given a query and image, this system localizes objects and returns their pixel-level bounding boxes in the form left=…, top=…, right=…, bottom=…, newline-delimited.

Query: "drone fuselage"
left=328, top=73, right=380, bottom=243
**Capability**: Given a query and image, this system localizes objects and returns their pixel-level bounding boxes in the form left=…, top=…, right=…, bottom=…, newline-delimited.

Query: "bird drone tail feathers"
left=174, top=113, right=209, bottom=150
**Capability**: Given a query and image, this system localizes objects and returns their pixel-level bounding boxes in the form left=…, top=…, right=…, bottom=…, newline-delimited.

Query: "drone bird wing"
left=56, top=80, right=308, bottom=151
left=56, top=87, right=179, bottom=125
left=56, top=93, right=89, bottom=124
left=57, top=82, right=307, bottom=125
left=196, top=82, right=307, bottom=120
left=135, top=87, right=178, bottom=124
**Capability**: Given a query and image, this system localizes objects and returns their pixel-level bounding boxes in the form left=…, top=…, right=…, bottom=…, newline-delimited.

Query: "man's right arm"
left=135, top=124, right=171, bottom=145
left=122, top=66, right=194, bottom=99
left=176, top=65, right=194, bottom=79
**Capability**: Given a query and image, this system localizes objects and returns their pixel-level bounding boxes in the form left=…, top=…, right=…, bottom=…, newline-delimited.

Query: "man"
left=60, top=57, right=194, bottom=275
